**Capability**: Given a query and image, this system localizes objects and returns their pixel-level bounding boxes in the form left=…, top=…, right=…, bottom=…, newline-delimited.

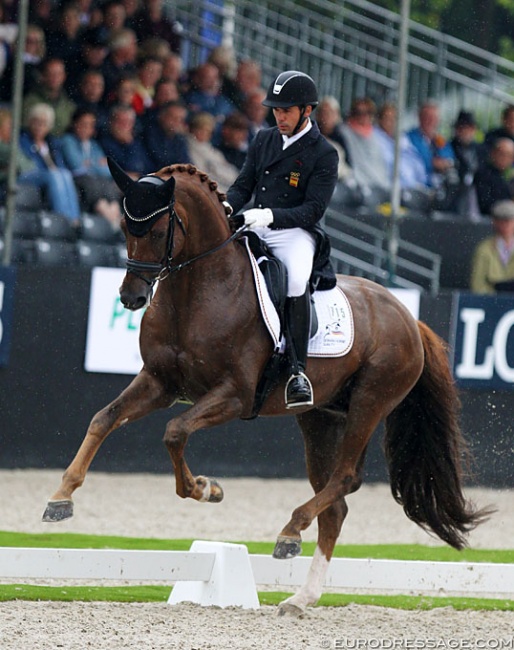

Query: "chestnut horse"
left=43, top=161, right=489, bottom=615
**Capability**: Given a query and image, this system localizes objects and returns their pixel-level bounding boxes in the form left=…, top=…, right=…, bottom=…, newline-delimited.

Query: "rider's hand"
left=243, top=208, right=274, bottom=229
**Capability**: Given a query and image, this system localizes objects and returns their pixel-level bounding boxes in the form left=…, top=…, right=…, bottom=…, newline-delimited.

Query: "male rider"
left=226, top=70, right=339, bottom=408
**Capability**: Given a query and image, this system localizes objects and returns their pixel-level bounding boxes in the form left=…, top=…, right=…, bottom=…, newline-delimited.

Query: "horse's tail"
left=384, top=321, right=492, bottom=550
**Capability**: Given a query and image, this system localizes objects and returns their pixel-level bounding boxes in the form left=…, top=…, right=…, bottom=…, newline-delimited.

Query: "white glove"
left=243, top=208, right=274, bottom=229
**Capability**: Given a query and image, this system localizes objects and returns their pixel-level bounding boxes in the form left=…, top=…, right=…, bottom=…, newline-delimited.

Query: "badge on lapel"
left=289, top=171, right=300, bottom=187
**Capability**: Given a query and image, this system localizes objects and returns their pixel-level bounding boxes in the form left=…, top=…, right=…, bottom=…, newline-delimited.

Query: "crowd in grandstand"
left=1, top=0, right=514, bottom=291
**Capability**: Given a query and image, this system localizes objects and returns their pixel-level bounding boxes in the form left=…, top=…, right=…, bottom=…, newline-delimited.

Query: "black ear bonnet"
left=107, top=157, right=176, bottom=236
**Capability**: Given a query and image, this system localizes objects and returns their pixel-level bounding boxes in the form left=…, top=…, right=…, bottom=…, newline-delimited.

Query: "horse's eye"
left=150, top=230, right=165, bottom=241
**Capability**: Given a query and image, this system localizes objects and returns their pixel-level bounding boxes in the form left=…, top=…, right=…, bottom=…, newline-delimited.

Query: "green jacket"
left=0, top=141, right=36, bottom=183
left=470, top=236, right=514, bottom=294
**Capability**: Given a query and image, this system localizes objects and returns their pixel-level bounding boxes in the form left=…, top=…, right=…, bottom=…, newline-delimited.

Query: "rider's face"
left=273, top=105, right=311, bottom=137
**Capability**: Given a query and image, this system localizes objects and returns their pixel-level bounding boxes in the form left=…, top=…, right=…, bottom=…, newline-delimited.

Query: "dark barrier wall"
left=0, top=268, right=512, bottom=487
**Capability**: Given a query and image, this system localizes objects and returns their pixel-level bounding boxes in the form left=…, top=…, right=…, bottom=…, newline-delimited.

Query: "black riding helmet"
left=263, top=70, right=318, bottom=134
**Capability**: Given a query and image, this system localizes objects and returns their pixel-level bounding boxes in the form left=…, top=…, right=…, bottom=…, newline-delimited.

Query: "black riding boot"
left=284, top=290, right=313, bottom=408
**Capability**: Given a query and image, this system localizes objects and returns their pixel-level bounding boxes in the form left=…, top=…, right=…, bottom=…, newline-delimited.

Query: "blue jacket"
left=143, top=122, right=191, bottom=169
left=19, top=130, right=68, bottom=170
left=60, top=133, right=112, bottom=177
left=99, top=133, right=153, bottom=175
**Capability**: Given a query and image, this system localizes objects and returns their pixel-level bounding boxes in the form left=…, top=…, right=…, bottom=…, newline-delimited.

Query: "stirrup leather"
left=285, top=371, right=314, bottom=408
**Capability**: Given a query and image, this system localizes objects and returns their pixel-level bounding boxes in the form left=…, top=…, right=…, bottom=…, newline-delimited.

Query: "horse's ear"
left=155, top=175, right=176, bottom=200
left=108, top=157, right=135, bottom=193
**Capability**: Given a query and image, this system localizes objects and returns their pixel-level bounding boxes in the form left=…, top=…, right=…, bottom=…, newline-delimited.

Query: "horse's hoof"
left=194, top=476, right=224, bottom=503
left=277, top=602, right=305, bottom=618
left=207, top=478, right=224, bottom=503
left=273, top=535, right=302, bottom=559
left=42, top=500, right=74, bottom=522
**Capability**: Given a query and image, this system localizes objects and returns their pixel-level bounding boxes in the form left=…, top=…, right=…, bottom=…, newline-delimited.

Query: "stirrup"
left=285, top=372, right=314, bottom=409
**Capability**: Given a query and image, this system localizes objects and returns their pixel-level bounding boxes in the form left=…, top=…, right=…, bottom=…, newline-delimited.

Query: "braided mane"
left=154, top=163, right=228, bottom=204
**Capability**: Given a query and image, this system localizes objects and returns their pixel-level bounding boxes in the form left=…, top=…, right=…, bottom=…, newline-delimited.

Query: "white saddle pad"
left=244, top=239, right=354, bottom=358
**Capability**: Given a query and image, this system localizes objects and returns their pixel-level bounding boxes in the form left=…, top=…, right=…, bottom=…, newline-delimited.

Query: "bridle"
left=123, top=179, right=244, bottom=289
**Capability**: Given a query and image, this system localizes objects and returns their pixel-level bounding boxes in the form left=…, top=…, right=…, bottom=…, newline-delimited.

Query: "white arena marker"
left=168, top=541, right=260, bottom=609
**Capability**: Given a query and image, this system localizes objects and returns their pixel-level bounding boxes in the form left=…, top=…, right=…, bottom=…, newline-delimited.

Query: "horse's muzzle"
left=119, top=277, right=152, bottom=311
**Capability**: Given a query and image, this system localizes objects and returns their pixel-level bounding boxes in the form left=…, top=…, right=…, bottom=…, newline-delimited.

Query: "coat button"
left=261, top=187, right=266, bottom=191
left=264, top=170, right=270, bottom=174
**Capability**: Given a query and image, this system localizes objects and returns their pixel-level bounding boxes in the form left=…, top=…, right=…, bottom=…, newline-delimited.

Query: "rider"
left=226, top=70, right=339, bottom=408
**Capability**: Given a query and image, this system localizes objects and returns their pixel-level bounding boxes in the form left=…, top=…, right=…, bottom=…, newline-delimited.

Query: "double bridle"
left=123, top=185, right=244, bottom=289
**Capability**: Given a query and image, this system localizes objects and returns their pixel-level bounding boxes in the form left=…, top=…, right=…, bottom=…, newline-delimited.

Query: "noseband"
left=123, top=176, right=244, bottom=289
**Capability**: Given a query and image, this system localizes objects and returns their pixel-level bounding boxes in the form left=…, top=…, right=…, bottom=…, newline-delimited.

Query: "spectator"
left=484, top=104, right=514, bottom=152
left=406, top=101, right=455, bottom=187
left=45, top=2, right=84, bottom=73
left=73, top=69, right=109, bottom=135
left=229, top=59, right=263, bottom=110
left=242, top=88, right=271, bottom=142
left=23, top=57, right=76, bottom=137
left=121, top=0, right=141, bottom=32
left=101, top=28, right=138, bottom=92
left=374, top=102, right=426, bottom=189
left=60, top=107, right=123, bottom=228
left=137, top=36, right=171, bottom=63
left=0, top=108, right=36, bottom=200
left=186, top=112, right=239, bottom=192
left=473, top=138, right=514, bottom=216
left=143, top=100, right=191, bottom=169
left=160, top=51, right=186, bottom=92
left=470, top=199, right=514, bottom=294
left=19, top=103, right=82, bottom=225
left=207, top=45, right=238, bottom=102
left=139, top=78, right=180, bottom=129
left=99, top=104, right=152, bottom=178
left=105, top=73, right=138, bottom=109
left=340, top=97, right=390, bottom=195
left=448, top=110, right=482, bottom=217
left=315, top=96, right=351, bottom=161
left=28, top=0, right=54, bottom=32
left=316, top=96, right=353, bottom=182
left=0, top=24, right=45, bottom=101
left=93, top=0, right=127, bottom=44
left=132, top=55, right=163, bottom=115
left=215, top=111, right=249, bottom=170
left=66, top=28, right=109, bottom=84
left=184, top=62, right=235, bottom=122
left=132, top=0, right=181, bottom=54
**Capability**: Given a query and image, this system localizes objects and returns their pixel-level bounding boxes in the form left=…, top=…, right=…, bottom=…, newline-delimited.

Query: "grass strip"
left=0, top=585, right=512, bottom=611
left=0, top=531, right=512, bottom=564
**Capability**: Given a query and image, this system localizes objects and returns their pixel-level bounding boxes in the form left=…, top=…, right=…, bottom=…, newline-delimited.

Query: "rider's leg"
left=255, top=227, right=316, bottom=407
left=284, top=288, right=314, bottom=407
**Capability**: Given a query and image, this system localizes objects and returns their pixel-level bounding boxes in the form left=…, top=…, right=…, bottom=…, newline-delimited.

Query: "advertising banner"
left=0, top=266, right=16, bottom=367
left=451, top=292, right=514, bottom=390
left=84, top=268, right=144, bottom=374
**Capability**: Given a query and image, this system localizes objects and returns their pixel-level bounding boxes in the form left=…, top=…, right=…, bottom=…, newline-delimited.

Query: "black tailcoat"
left=227, top=121, right=339, bottom=289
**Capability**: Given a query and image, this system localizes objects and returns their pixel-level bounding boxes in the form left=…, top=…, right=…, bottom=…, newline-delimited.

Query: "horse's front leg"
left=42, top=368, right=174, bottom=522
left=163, top=386, right=243, bottom=503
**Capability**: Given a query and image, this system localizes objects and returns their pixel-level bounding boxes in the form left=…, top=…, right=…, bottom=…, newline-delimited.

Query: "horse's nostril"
left=120, top=293, right=147, bottom=311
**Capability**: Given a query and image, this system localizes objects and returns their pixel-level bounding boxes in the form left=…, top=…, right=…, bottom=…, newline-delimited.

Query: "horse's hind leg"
left=42, top=369, right=172, bottom=522
left=277, top=409, right=366, bottom=616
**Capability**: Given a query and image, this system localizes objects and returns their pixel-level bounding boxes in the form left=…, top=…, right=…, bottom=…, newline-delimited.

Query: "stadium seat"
left=0, top=237, right=34, bottom=264
left=113, top=243, right=128, bottom=268
left=33, top=239, right=77, bottom=266
left=14, top=185, right=43, bottom=211
left=76, top=241, right=117, bottom=267
left=39, top=211, right=77, bottom=242
left=79, top=213, right=118, bottom=244
left=10, top=210, right=42, bottom=239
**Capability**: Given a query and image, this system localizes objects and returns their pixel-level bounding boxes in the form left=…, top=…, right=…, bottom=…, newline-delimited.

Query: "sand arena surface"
left=0, top=469, right=513, bottom=649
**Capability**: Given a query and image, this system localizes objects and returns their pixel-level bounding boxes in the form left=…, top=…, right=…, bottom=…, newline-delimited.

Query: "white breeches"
left=253, top=227, right=316, bottom=297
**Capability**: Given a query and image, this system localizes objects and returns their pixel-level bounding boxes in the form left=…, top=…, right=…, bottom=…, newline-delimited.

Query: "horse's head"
left=109, top=157, right=183, bottom=311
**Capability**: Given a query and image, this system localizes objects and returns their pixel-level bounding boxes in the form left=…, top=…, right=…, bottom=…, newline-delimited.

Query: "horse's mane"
left=153, top=164, right=230, bottom=212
